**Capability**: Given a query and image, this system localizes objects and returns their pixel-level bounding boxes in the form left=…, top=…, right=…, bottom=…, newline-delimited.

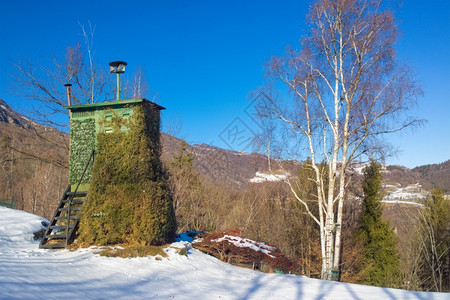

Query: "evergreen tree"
left=170, top=141, right=194, bottom=171
left=358, top=160, right=400, bottom=287
left=417, top=188, right=450, bottom=292
left=78, top=107, right=176, bottom=246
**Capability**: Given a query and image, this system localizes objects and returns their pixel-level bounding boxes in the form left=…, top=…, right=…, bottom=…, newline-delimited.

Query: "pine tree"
left=170, top=141, right=194, bottom=171
left=358, top=160, right=400, bottom=287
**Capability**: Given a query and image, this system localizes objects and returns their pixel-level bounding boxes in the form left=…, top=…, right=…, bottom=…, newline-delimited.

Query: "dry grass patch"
left=96, top=243, right=170, bottom=258
left=68, top=241, right=170, bottom=258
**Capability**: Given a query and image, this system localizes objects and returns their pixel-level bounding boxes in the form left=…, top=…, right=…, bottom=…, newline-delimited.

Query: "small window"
left=123, top=113, right=130, bottom=118
left=105, top=114, right=113, bottom=120
left=105, top=128, right=113, bottom=134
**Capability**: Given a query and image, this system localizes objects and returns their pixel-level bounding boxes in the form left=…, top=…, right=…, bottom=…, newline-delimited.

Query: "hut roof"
left=65, top=98, right=166, bottom=111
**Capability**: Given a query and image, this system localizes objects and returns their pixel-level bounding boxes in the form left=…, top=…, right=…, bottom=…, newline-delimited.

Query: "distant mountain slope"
left=412, top=160, right=450, bottom=191
left=383, top=162, right=450, bottom=193
left=0, top=99, right=37, bottom=129
left=1, top=98, right=449, bottom=192
left=0, top=99, right=68, bottom=168
left=192, top=143, right=298, bottom=187
left=161, top=133, right=297, bottom=188
left=383, top=165, right=422, bottom=186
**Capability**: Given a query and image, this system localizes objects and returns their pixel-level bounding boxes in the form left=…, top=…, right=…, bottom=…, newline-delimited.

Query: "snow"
left=348, top=162, right=367, bottom=175
left=383, top=183, right=428, bottom=202
left=0, top=206, right=447, bottom=299
left=233, top=151, right=249, bottom=156
left=381, top=200, right=424, bottom=207
left=250, top=171, right=289, bottom=183
left=212, top=235, right=276, bottom=257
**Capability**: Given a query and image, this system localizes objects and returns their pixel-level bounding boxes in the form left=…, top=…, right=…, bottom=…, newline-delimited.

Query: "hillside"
left=163, top=134, right=450, bottom=194
left=0, top=100, right=68, bottom=218
left=1, top=206, right=447, bottom=300
left=0, top=98, right=68, bottom=167
left=413, top=160, right=450, bottom=191
left=0, top=98, right=294, bottom=192
left=0, top=99, right=37, bottom=129
left=383, top=163, right=450, bottom=194
left=161, top=133, right=298, bottom=188
left=0, top=98, right=449, bottom=217
left=1, top=99, right=449, bottom=294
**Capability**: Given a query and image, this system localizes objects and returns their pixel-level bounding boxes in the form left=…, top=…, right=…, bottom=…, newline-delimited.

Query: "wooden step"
left=66, top=191, right=88, bottom=197
left=39, top=169, right=91, bottom=249
left=55, top=216, right=78, bottom=221
left=45, top=234, right=68, bottom=239
left=58, top=207, right=82, bottom=212
left=62, top=199, right=85, bottom=204
left=49, top=225, right=74, bottom=230
left=39, top=243, right=66, bottom=249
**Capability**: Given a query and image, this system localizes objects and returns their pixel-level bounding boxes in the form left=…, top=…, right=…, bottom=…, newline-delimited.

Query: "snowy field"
left=0, top=206, right=447, bottom=300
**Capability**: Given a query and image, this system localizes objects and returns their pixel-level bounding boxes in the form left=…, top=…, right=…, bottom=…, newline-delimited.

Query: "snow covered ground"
left=0, top=206, right=447, bottom=300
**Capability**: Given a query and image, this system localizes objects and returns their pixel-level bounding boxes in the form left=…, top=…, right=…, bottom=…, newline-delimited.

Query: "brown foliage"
left=0, top=122, right=68, bottom=220
left=193, top=230, right=301, bottom=274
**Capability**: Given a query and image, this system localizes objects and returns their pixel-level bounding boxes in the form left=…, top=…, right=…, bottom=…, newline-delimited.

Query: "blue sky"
left=0, top=0, right=449, bottom=168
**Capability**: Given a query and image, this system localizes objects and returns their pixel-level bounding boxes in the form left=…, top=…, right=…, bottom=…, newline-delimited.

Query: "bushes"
left=192, top=230, right=301, bottom=274
left=78, top=107, right=176, bottom=246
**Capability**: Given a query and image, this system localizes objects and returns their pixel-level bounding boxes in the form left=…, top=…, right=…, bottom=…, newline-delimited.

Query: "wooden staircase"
left=39, top=186, right=88, bottom=249
left=39, top=150, right=94, bottom=249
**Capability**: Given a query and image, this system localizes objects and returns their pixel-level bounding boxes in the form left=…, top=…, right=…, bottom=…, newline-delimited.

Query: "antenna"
left=109, top=61, right=127, bottom=101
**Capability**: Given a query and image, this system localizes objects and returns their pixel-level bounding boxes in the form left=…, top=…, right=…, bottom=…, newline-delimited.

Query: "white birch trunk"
left=261, top=0, right=420, bottom=281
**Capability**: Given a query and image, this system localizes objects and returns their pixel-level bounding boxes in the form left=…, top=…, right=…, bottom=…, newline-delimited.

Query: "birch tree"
left=257, top=0, right=421, bottom=280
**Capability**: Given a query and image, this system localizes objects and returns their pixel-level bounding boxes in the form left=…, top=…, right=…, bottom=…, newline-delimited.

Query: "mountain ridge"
left=0, top=99, right=38, bottom=129
left=1, top=98, right=449, bottom=193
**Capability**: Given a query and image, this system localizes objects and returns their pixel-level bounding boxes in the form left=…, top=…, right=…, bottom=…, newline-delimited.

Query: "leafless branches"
left=257, top=0, right=422, bottom=280
left=10, top=24, right=114, bottom=129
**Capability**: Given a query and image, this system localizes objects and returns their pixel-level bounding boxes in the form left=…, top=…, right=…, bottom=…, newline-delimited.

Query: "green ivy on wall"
left=69, top=118, right=96, bottom=185
left=78, top=107, right=176, bottom=246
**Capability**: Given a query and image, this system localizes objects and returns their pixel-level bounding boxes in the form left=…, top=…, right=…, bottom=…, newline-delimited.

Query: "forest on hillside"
left=1, top=113, right=449, bottom=291
left=1, top=0, right=449, bottom=293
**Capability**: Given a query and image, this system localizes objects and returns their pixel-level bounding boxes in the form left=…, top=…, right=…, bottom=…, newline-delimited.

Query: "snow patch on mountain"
left=383, top=183, right=428, bottom=201
left=250, top=171, right=289, bottom=183
left=382, top=200, right=424, bottom=207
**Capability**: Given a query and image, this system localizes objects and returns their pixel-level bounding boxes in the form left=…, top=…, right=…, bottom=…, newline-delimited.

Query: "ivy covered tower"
left=75, top=98, right=176, bottom=246
left=39, top=98, right=167, bottom=249
left=40, top=61, right=176, bottom=249
left=66, top=99, right=165, bottom=188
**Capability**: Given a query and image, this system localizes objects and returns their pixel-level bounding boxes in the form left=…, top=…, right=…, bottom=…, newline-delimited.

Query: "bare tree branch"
left=257, top=0, right=422, bottom=280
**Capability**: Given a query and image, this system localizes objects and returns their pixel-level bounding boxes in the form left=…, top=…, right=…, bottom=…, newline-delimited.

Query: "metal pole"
left=64, top=84, right=72, bottom=106
left=116, top=73, right=120, bottom=101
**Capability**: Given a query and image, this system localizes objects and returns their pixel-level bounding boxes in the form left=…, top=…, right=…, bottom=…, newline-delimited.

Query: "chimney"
left=64, top=83, right=72, bottom=106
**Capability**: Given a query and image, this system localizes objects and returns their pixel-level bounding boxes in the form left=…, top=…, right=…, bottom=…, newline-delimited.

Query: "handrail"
left=66, top=150, right=95, bottom=245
